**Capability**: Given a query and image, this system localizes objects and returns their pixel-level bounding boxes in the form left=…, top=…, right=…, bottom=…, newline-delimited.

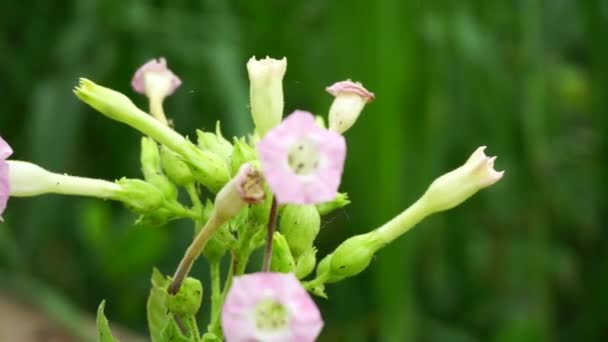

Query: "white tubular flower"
left=421, top=146, right=505, bottom=213
left=8, top=161, right=121, bottom=198
left=247, top=56, right=287, bottom=136
left=326, top=80, right=375, bottom=134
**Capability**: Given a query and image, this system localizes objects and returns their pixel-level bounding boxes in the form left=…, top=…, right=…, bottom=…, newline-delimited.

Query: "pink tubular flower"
left=257, top=110, right=346, bottom=204
left=0, top=136, right=13, bottom=218
left=131, top=57, right=182, bottom=97
left=222, top=272, right=323, bottom=342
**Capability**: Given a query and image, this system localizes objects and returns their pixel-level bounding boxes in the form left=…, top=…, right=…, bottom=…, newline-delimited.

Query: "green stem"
left=209, top=261, right=222, bottom=333
left=208, top=251, right=237, bottom=339
left=187, top=184, right=204, bottom=215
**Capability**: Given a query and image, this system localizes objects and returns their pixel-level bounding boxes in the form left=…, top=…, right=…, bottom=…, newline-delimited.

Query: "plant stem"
left=261, top=198, right=278, bottom=272
left=209, top=261, right=221, bottom=331
left=208, top=251, right=237, bottom=338
left=168, top=213, right=224, bottom=295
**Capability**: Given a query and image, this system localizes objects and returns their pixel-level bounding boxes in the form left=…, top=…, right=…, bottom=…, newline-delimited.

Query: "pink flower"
left=222, top=272, right=323, bottom=342
left=257, top=110, right=346, bottom=204
left=131, top=57, right=182, bottom=97
left=0, top=136, right=13, bottom=218
left=325, top=80, right=375, bottom=102
left=326, top=80, right=374, bottom=134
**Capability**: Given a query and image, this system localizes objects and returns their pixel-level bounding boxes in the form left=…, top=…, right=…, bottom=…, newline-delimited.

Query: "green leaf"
left=96, top=300, right=119, bottom=342
left=147, top=268, right=170, bottom=342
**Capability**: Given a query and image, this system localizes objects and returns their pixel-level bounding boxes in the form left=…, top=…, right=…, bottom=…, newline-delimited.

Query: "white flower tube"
left=8, top=161, right=121, bottom=198
left=247, top=56, right=287, bottom=136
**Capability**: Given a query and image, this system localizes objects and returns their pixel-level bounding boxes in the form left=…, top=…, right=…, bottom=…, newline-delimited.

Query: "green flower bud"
left=279, top=205, right=320, bottom=258
left=203, top=234, right=227, bottom=262
left=197, top=122, right=233, bottom=167
left=167, top=277, right=203, bottom=317
left=230, top=137, right=257, bottom=175
left=160, top=146, right=194, bottom=186
left=115, top=178, right=164, bottom=214
left=140, top=137, right=177, bottom=200
left=329, top=230, right=385, bottom=281
left=316, top=192, right=350, bottom=215
left=140, top=137, right=162, bottom=176
left=270, top=232, right=295, bottom=273
left=295, top=247, right=317, bottom=280
left=135, top=207, right=177, bottom=228
left=185, top=144, right=231, bottom=193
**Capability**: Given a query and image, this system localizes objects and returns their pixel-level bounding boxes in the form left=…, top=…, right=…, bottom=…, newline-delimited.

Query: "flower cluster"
left=1, top=55, right=504, bottom=342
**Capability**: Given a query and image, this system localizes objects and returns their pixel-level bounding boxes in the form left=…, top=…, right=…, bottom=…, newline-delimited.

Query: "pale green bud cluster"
left=197, top=122, right=233, bottom=168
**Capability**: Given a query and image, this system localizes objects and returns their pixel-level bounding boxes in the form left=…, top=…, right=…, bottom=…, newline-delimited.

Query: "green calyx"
left=166, top=277, right=203, bottom=317
left=279, top=204, right=320, bottom=259
left=115, top=178, right=164, bottom=214
left=270, top=232, right=296, bottom=273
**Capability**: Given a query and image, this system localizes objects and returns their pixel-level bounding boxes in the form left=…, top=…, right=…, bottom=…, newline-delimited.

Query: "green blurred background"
left=1, top=0, right=606, bottom=341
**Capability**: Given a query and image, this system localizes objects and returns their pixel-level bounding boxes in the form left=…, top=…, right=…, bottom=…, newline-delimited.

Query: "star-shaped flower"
left=257, top=110, right=346, bottom=204
left=222, top=272, right=323, bottom=342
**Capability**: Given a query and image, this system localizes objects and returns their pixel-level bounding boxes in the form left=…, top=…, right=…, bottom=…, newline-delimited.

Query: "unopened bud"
left=160, top=146, right=194, bottom=186
left=167, top=277, right=203, bottom=317
left=295, top=247, right=317, bottom=280
left=247, top=56, right=287, bottom=136
left=230, top=137, right=257, bottom=175
left=140, top=138, right=177, bottom=200
left=184, top=144, right=231, bottom=193
left=279, top=204, right=320, bottom=258
left=270, top=232, right=296, bottom=273
left=197, top=122, right=233, bottom=167
left=326, top=80, right=374, bottom=134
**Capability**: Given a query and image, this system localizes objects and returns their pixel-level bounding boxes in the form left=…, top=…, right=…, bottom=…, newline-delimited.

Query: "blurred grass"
left=0, top=0, right=606, bottom=341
